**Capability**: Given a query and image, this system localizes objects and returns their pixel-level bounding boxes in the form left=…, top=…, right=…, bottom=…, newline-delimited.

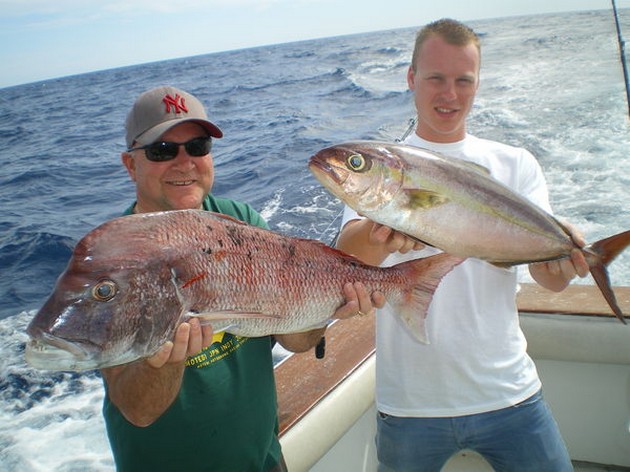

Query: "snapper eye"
left=347, top=153, right=367, bottom=172
left=92, top=280, right=117, bottom=301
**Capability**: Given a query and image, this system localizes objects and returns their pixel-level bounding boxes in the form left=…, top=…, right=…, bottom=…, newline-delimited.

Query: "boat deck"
left=275, top=284, right=630, bottom=471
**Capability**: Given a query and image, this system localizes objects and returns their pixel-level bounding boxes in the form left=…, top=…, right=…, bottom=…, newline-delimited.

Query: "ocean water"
left=1, top=9, right=629, bottom=471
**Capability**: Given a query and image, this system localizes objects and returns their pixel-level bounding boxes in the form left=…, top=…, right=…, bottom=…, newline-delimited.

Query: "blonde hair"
left=411, top=18, right=481, bottom=71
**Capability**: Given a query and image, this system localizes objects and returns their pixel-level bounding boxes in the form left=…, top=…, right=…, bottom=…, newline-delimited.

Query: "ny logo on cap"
left=163, top=94, right=188, bottom=114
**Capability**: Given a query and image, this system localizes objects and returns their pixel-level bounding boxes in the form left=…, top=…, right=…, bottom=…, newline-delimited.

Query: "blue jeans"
left=376, top=390, right=573, bottom=472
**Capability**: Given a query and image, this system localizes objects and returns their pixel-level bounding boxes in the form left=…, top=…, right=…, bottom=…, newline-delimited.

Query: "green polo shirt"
left=103, top=195, right=282, bottom=471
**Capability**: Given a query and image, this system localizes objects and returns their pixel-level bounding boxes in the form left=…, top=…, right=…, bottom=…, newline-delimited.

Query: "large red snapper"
left=309, top=140, right=630, bottom=323
left=25, top=210, right=463, bottom=371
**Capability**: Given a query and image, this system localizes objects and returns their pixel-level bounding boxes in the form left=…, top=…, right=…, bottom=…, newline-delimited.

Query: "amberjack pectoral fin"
left=404, top=189, right=449, bottom=210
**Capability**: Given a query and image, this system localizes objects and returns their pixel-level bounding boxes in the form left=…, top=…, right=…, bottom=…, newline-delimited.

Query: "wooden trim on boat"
left=275, top=283, right=630, bottom=436
left=275, top=311, right=375, bottom=436
left=517, top=283, right=630, bottom=318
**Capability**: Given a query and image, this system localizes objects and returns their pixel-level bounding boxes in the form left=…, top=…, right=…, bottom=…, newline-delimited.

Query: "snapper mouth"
left=25, top=333, right=91, bottom=371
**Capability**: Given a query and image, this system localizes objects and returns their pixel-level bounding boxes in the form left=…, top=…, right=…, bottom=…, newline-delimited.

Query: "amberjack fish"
left=309, top=140, right=630, bottom=322
left=25, top=210, right=463, bottom=371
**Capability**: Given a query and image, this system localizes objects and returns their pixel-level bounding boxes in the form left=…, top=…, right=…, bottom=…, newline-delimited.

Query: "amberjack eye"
left=92, top=280, right=117, bottom=302
left=347, top=153, right=367, bottom=172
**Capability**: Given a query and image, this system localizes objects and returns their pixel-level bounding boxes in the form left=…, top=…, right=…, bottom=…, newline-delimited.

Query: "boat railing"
left=274, top=284, right=630, bottom=471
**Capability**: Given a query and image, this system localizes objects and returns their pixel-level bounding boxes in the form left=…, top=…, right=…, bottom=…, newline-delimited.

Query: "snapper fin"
left=194, top=311, right=283, bottom=335
left=403, top=189, right=449, bottom=209
left=202, top=211, right=250, bottom=226
left=194, top=310, right=283, bottom=323
left=391, top=253, right=465, bottom=343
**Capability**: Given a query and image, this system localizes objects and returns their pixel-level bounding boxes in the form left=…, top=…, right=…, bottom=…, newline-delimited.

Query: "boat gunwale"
left=275, top=283, right=630, bottom=437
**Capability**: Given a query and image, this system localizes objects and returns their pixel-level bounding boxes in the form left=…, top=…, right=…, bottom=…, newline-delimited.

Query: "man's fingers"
left=169, top=322, right=191, bottom=362
left=354, top=282, right=377, bottom=316
left=200, top=324, right=215, bottom=349
left=186, top=319, right=203, bottom=357
left=146, top=341, right=174, bottom=369
left=570, top=248, right=590, bottom=278
left=372, top=291, right=386, bottom=309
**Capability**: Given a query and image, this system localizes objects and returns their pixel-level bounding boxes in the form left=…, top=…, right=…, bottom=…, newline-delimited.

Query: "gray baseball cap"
left=125, top=86, right=223, bottom=148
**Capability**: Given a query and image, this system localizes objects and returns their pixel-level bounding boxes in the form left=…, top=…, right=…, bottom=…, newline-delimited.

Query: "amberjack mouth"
left=309, top=158, right=345, bottom=186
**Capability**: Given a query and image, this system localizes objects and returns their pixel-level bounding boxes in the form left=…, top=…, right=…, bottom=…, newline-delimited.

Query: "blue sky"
left=0, top=0, right=611, bottom=88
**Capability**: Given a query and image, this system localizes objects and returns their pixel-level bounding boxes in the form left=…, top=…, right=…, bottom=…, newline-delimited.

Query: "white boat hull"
left=277, top=285, right=630, bottom=471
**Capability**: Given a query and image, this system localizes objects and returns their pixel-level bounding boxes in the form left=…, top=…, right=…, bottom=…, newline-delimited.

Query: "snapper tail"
left=586, top=230, right=630, bottom=324
left=391, top=253, right=464, bottom=343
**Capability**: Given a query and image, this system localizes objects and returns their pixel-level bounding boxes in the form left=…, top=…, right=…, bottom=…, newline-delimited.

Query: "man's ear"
left=406, top=65, right=416, bottom=91
left=121, top=152, right=137, bottom=182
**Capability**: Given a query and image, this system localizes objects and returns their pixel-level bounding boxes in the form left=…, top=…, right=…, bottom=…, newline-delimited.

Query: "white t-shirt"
left=341, top=133, right=552, bottom=417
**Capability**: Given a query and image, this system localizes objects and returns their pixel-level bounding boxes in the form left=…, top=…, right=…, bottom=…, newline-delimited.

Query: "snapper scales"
left=25, top=210, right=463, bottom=371
left=309, top=140, right=630, bottom=323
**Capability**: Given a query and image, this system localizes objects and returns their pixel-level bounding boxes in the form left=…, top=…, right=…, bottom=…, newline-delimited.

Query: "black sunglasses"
left=127, top=137, right=212, bottom=162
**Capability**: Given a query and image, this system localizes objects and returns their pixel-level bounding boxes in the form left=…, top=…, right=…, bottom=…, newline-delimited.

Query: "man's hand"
left=369, top=223, right=426, bottom=254
left=333, top=281, right=386, bottom=319
left=529, top=222, right=590, bottom=292
left=146, top=318, right=214, bottom=368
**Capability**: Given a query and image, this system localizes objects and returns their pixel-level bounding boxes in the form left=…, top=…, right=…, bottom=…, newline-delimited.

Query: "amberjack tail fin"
left=391, top=253, right=464, bottom=343
left=587, top=230, right=630, bottom=324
